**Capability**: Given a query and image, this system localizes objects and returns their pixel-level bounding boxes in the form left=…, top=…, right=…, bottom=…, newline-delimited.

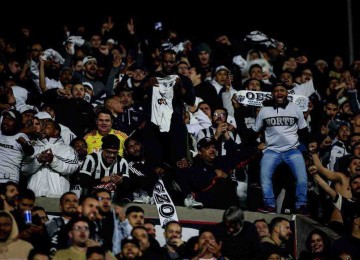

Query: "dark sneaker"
left=257, top=206, right=276, bottom=214
left=295, top=205, right=309, bottom=216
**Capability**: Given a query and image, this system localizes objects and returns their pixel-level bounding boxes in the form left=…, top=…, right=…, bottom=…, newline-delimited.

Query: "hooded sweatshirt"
left=0, top=211, right=33, bottom=259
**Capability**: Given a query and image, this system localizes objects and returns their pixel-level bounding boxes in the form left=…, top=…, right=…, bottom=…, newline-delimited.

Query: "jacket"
left=22, top=137, right=79, bottom=197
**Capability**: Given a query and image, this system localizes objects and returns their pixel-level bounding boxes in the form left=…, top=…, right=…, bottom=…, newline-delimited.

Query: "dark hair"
left=78, top=195, right=98, bottom=206
left=163, top=220, right=182, bottom=231
left=32, top=206, right=46, bottom=212
left=44, top=120, right=61, bottom=135
left=67, top=216, right=90, bottom=230
left=198, top=226, right=220, bottom=243
left=125, top=205, right=144, bottom=216
left=305, top=228, right=330, bottom=253
left=27, top=248, right=50, bottom=260
left=93, top=188, right=111, bottom=197
left=121, top=237, right=141, bottom=249
left=223, top=206, right=244, bottom=226
left=70, top=137, right=87, bottom=148
left=253, top=218, right=268, bottom=225
left=269, top=217, right=289, bottom=232
left=18, top=188, right=35, bottom=201
left=0, top=211, right=12, bottom=220
left=60, top=191, right=78, bottom=205
left=86, top=246, right=105, bottom=258
left=131, top=226, right=148, bottom=237
left=144, top=219, right=156, bottom=226
left=0, top=181, right=18, bottom=195
left=96, top=108, right=114, bottom=121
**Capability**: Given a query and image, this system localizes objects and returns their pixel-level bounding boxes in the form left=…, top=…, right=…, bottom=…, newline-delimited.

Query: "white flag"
left=153, top=178, right=179, bottom=227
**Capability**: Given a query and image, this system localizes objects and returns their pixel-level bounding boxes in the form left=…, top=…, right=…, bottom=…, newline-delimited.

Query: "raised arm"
left=308, top=165, right=337, bottom=200
left=308, top=142, right=343, bottom=182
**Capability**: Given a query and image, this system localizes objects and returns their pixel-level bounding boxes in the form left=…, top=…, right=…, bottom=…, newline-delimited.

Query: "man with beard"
left=124, top=137, right=158, bottom=204
left=94, top=189, right=132, bottom=255
left=79, top=134, right=129, bottom=201
left=161, top=221, right=189, bottom=259
left=53, top=217, right=92, bottom=259
left=119, top=237, right=143, bottom=260
left=261, top=217, right=294, bottom=260
left=250, top=83, right=309, bottom=214
left=0, top=181, right=19, bottom=211
left=0, top=211, right=33, bottom=259
left=142, top=49, right=195, bottom=169
left=0, top=109, right=34, bottom=184
left=45, top=192, right=79, bottom=254
left=214, top=206, right=263, bottom=260
left=196, top=106, right=241, bottom=156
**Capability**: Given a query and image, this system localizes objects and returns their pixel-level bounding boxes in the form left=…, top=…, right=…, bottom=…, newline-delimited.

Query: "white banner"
left=153, top=178, right=179, bottom=227
left=236, top=90, right=309, bottom=111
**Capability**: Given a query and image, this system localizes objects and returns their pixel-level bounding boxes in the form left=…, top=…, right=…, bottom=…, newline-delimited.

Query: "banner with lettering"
left=153, top=178, right=179, bottom=227
left=236, top=90, right=309, bottom=111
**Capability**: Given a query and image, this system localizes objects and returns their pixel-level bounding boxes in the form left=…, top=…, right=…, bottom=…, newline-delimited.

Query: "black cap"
left=121, top=237, right=140, bottom=249
left=197, top=137, right=215, bottom=150
left=102, top=134, right=120, bottom=150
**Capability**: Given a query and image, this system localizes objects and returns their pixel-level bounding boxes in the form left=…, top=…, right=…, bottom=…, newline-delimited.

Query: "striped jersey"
left=80, top=151, right=129, bottom=181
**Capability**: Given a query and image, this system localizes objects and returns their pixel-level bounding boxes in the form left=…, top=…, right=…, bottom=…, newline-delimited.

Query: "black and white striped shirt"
left=80, top=151, right=129, bottom=180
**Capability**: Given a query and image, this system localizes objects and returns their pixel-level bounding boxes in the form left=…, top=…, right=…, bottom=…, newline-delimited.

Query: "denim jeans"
left=260, top=148, right=307, bottom=209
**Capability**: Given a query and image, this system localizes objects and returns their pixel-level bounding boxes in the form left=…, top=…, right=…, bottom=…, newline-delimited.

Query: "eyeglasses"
left=73, top=226, right=90, bottom=232
left=213, top=112, right=226, bottom=117
left=104, top=150, right=117, bottom=157
left=98, top=196, right=111, bottom=201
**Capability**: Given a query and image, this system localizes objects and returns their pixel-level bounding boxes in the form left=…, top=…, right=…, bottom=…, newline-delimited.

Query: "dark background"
left=1, top=0, right=359, bottom=63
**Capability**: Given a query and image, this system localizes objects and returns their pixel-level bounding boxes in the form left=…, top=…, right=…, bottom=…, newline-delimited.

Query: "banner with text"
left=153, top=178, right=179, bottom=227
left=236, top=90, right=309, bottom=111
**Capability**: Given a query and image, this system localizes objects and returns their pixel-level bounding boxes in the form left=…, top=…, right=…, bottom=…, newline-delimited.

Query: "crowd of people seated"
left=0, top=15, right=359, bottom=259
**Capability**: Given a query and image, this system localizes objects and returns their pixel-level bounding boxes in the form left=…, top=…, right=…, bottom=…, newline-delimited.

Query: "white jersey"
left=253, top=102, right=307, bottom=152
left=0, top=133, right=29, bottom=183
left=287, top=80, right=315, bottom=97
left=80, top=151, right=129, bottom=180
left=150, top=75, right=178, bottom=132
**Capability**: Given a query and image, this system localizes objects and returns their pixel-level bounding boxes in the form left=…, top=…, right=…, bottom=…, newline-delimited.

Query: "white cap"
left=35, top=111, right=52, bottom=120
left=82, top=82, right=94, bottom=91
left=215, top=65, right=230, bottom=74
left=82, top=56, right=97, bottom=65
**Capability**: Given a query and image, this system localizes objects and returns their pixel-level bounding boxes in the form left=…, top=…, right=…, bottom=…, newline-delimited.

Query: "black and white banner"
left=236, top=90, right=309, bottom=111
left=153, top=178, right=179, bottom=227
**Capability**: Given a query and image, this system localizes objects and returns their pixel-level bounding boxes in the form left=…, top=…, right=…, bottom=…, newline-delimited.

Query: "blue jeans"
left=260, top=148, right=307, bottom=209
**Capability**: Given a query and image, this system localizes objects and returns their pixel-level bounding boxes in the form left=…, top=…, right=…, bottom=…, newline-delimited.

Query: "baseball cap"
left=2, top=109, right=20, bottom=121
left=82, top=56, right=97, bottom=65
left=197, top=137, right=215, bottom=150
left=102, top=134, right=120, bottom=150
left=82, top=82, right=94, bottom=91
left=215, top=65, right=230, bottom=74
left=35, top=111, right=52, bottom=120
left=18, top=105, right=38, bottom=114
left=121, top=237, right=140, bottom=249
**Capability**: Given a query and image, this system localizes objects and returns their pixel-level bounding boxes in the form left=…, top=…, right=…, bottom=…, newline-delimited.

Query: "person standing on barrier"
left=251, top=83, right=309, bottom=214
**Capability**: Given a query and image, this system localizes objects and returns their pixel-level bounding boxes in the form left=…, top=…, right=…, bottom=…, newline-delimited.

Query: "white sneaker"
left=184, top=194, right=203, bottom=209
left=133, top=194, right=151, bottom=204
